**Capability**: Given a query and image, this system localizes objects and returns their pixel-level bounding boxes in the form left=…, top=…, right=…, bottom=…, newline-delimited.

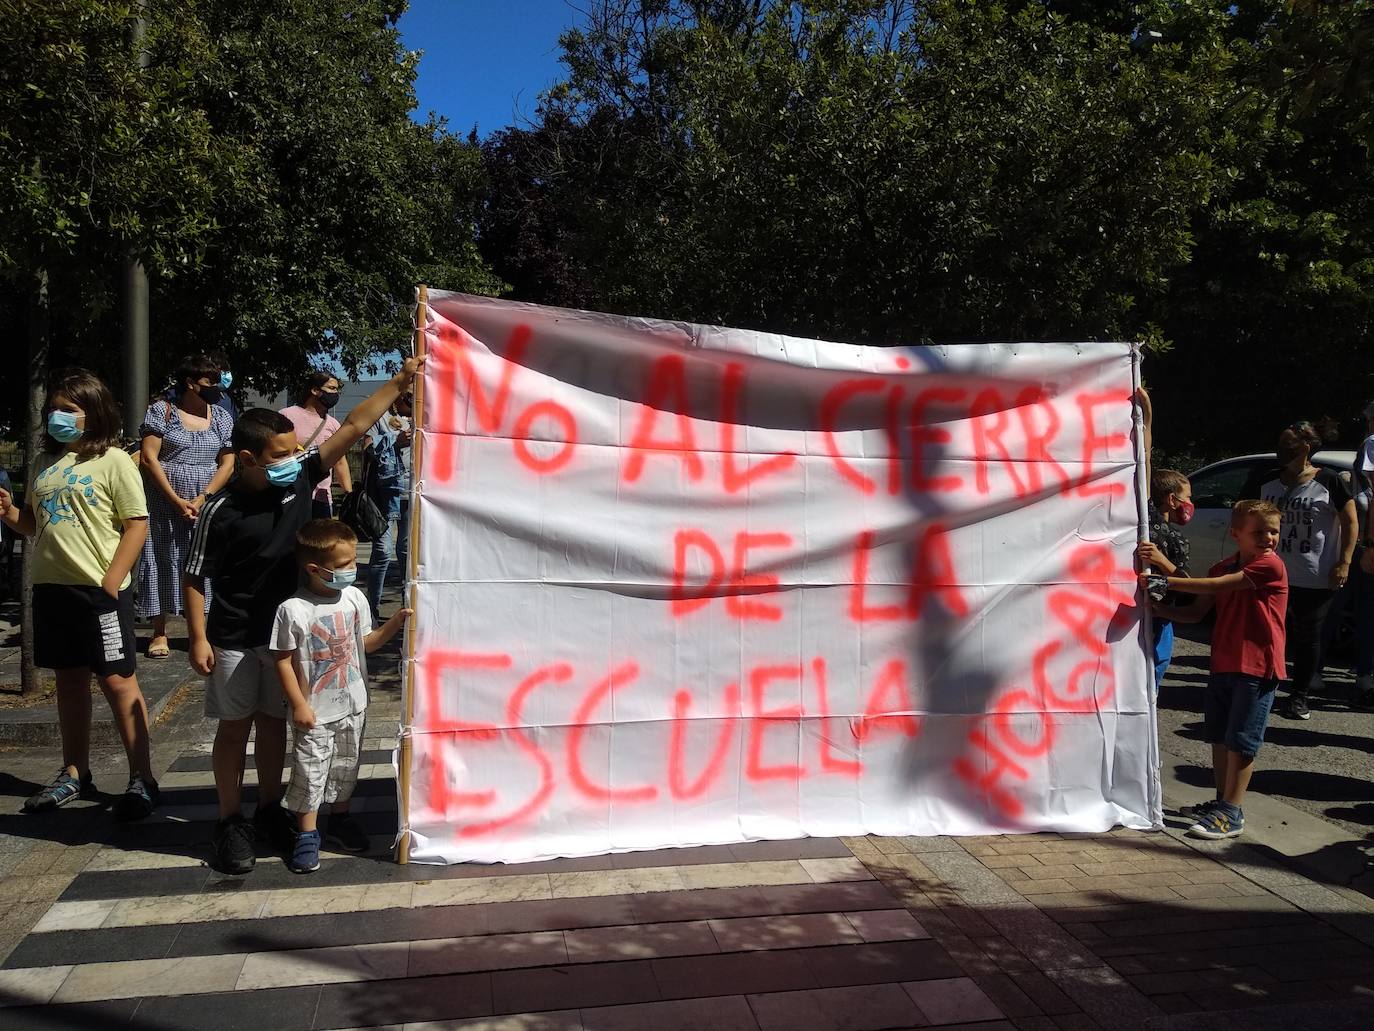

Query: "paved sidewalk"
left=1, top=577, right=1373, bottom=1029
left=3, top=710, right=1374, bottom=1028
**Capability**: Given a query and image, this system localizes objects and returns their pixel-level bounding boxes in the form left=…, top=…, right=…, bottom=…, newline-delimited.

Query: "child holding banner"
left=1137, top=468, right=1193, bottom=687
left=184, top=357, right=423, bottom=875
left=1147, top=499, right=1287, bottom=840
left=272, top=520, right=409, bottom=873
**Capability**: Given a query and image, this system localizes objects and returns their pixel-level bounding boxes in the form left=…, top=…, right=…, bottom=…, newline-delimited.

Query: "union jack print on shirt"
left=307, top=610, right=360, bottom=699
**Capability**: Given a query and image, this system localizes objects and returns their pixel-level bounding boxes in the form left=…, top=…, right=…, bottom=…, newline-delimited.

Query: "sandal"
left=24, top=768, right=95, bottom=813
left=146, top=638, right=170, bottom=658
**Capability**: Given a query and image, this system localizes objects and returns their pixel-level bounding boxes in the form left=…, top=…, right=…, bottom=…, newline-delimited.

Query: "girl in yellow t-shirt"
left=0, top=369, right=160, bottom=819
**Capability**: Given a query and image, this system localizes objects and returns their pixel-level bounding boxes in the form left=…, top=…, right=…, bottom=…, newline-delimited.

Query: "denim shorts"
left=1204, top=673, right=1278, bottom=758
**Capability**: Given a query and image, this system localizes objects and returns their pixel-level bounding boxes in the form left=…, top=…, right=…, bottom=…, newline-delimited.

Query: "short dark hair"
left=176, top=353, right=220, bottom=388
left=46, top=368, right=123, bottom=461
left=231, top=408, right=295, bottom=456
left=1232, top=499, right=1281, bottom=528
left=1150, top=468, right=1189, bottom=506
left=301, top=369, right=338, bottom=402
left=296, top=518, right=357, bottom=566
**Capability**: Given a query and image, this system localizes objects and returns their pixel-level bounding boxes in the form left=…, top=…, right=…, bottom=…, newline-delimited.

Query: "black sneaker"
left=1352, top=676, right=1374, bottom=711
left=213, top=814, right=256, bottom=875
left=23, top=768, right=95, bottom=813
left=253, top=801, right=298, bottom=855
left=114, top=775, right=160, bottom=822
left=323, top=813, right=370, bottom=853
left=1283, top=694, right=1311, bottom=720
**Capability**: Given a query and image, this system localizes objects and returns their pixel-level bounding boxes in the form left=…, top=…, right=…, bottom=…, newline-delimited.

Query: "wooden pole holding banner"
left=397, top=284, right=428, bottom=864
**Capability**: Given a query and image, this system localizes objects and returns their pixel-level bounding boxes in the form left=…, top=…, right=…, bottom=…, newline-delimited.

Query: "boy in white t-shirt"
left=271, top=519, right=409, bottom=873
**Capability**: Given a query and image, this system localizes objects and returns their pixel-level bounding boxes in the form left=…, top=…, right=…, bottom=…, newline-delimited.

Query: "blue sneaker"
left=1188, top=806, right=1244, bottom=840
left=288, top=830, right=321, bottom=874
left=23, top=768, right=94, bottom=813
left=1177, top=799, right=1221, bottom=821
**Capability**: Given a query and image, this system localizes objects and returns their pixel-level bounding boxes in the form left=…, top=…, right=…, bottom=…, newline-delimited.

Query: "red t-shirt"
left=1207, top=551, right=1288, bottom=679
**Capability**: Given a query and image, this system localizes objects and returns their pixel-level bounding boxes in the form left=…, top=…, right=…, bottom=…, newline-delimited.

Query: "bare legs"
left=1210, top=741, right=1255, bottom=808
left=53, top=667, right=152, bottom=782
left=212, top=713, right=286, bottom=819
left=53, top=668, right=93, bottom=778
left=1222, top=750, right=1255, bottom=809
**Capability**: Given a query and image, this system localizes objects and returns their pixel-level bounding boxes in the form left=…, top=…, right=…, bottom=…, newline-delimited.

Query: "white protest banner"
left=399, top=290, right=1160, bottom=865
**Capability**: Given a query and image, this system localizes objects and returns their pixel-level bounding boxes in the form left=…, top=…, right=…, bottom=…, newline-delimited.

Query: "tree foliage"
left=481, top=0, right=1374, bottom=457
left=0, top=0, right=498, bottom=414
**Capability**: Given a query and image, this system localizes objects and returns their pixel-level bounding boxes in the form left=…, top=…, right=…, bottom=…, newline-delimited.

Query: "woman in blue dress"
left=138, top=354, right=235, bottom=657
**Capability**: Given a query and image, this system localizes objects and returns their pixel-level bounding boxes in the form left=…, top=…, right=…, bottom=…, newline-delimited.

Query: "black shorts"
left=33, top=583, right=137, bottom=678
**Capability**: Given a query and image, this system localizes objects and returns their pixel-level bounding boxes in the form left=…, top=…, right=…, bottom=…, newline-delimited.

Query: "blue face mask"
left=47, top=410, right=83, bottom=443
left=264, top=456, right=301, bottom=487
left=219, top=371, right=233, bottom=389
left=319, top=567, right=357, bottom=590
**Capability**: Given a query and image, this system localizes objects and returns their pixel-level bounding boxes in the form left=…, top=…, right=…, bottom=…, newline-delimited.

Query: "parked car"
left=1180, top=451, right=1358, bottom=574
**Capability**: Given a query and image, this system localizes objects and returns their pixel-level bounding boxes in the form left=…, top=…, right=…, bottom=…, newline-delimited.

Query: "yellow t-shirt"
left=30, top=448, right=149, bottom=588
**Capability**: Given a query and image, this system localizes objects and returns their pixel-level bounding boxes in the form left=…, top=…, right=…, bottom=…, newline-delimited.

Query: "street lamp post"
left=122, top=0, right=151, bottom=438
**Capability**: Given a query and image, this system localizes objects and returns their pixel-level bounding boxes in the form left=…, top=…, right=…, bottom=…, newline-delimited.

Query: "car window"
left=1190, top=461, right=1268, bottom=509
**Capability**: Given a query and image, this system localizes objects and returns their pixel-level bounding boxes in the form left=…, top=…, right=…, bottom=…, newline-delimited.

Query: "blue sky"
left=339, top=3, right=582, bottom=380
left=398, top=1, right=584, bottom=137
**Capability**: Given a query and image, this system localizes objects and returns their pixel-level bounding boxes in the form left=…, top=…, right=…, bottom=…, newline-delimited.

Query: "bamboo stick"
left=397, top=284, right=428, bottom=864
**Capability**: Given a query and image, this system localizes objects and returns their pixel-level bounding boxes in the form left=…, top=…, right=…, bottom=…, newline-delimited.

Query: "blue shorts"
left=1204, top=673, right=1278, bottom=758
left=1152, top=621, right=1175, bottom=689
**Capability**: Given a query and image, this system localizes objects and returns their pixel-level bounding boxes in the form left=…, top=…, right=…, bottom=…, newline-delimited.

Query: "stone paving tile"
left=1007, top=971, right=1081, bottom=1016
left=971, top=972, right=1043, bottom=1018
left=652, top=949, right=815, bottom=1000
left=810, top=939, right=962, bottom=989
left=427, top=1011, right=584, bottom=1031
left=564, top=920, right=718, bottom=962
left=708, top=912, right=861, bottom=952
left=52, top=953, right=247, bottom=1003
left=0, top=965, right=74, bottom=1009
left=843, top=909, right=931, bottom=942
left=580, top=995, right=758, bottom=1031
left=747, top=983, right=923, bottom=1031
left=903, top=976, right=1005, bottom=1024
left=1043, top=966, right=1158, bottom=1026
left=315, top=972, right=490, bottom=1028
left=406, top=931, right=568, bottom=978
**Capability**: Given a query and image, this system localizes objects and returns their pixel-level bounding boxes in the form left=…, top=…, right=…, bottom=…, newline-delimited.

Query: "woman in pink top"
left=279, top=371, right=354, bottom=517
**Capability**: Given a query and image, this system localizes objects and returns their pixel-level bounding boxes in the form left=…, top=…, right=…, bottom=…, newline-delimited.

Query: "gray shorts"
left=206, top=645, right=288, bottom=721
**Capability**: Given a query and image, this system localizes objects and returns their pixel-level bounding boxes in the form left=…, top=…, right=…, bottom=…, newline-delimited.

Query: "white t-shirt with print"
left=271, top=586, right=372, bottom=723
left=1247, top=469, right=1352, bottom=589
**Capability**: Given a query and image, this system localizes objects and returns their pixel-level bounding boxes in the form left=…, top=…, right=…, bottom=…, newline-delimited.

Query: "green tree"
left=153, top=0, right=501, bottom=395
left=0, top=0, right=499, bottom=405
left=482, top=0, right=1372, bottom=458
left=1151, top=0, right=1374, bottom=455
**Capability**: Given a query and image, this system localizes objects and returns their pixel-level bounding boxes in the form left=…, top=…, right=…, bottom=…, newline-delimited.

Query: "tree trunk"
left=20, top=267, right=49, bottom=695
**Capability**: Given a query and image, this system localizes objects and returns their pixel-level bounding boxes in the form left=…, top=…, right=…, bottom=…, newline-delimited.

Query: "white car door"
left=1179, top=459, right=1273, bottom=573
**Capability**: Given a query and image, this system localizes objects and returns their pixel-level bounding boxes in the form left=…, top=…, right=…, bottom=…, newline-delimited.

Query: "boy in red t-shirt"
left=1146, top=499, right=1287, bottom=839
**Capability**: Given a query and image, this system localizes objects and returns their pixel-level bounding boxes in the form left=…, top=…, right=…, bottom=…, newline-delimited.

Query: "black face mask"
left=197, top=384, right=223, bottom=404
left=319, top=391, right=341, bottom=411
